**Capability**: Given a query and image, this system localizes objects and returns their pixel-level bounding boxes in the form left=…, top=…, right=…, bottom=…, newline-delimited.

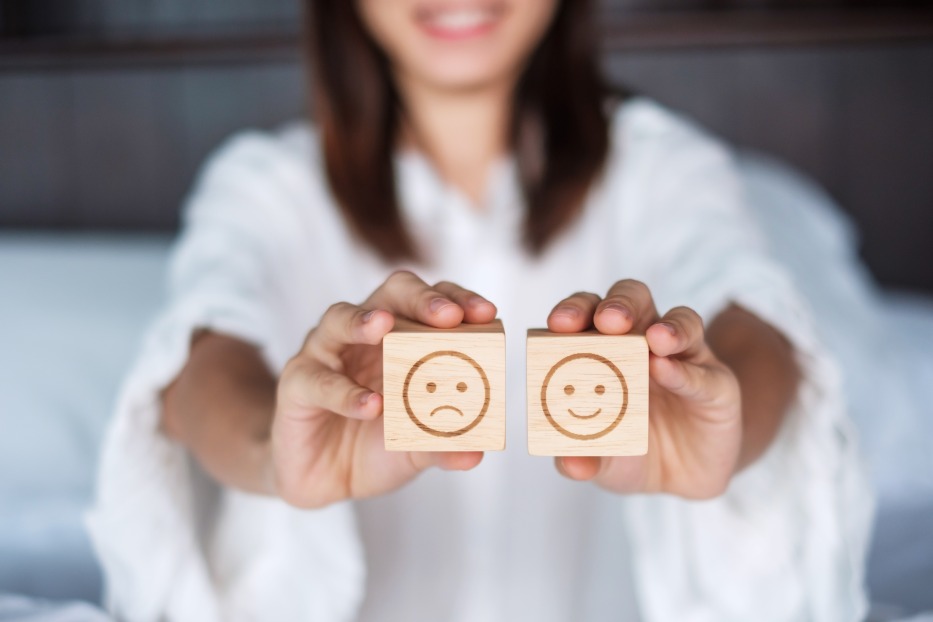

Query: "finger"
left=278, top=359, right=384, bottom=421
left=547, top=292, right=602, bottom=333
left=433, top=281, right=497, bottom=324
left=409, top=451, right=484, bottom=472
left=365, top=270, right=464, bottom=328
left=306, top=302, right=394, bottom=363
left=649, top=354, right=722, bottom=403
left=594, top=280, right=659, bottom=335
left=591, top=456, right=653, bottom=494
left=555, top=456, right=603, bottom=481
left=645, top=306, right=710, bottom=361
left=557, top=456, right=649, bottom=494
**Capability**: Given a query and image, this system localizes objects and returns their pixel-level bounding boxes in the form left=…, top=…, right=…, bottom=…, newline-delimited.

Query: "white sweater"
left=87, top=98, right=873, bottom=622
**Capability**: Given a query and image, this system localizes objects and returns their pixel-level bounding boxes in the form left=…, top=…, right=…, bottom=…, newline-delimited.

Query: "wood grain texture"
left=605, top=43, right=933, bottom=292
left=1, top=33, right=930, bottom=293
left=527, top=330, right=648, bottom=457
left=3, top=9, right=932, bottom=70
left=383, top=319, right=506, bottom=452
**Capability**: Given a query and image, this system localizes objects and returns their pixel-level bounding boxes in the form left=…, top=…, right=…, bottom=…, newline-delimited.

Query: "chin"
left=418, top=58, right=517, bottom=92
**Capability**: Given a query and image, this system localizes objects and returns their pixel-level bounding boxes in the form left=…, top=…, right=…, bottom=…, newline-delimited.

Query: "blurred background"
left=1, top=0, right=931, bottom=619
left=2, top=0, right=932, bottom=290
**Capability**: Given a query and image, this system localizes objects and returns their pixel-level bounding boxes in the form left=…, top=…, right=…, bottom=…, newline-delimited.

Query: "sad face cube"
left=383, top=319, right=506, bottom=452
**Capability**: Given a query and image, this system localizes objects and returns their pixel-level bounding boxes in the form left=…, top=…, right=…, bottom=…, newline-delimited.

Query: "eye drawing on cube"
left=527, top=330, right=649, bottom=456
left=383, top=319, right=506, bottom=452
left=403, top=350, right=490, bottom=438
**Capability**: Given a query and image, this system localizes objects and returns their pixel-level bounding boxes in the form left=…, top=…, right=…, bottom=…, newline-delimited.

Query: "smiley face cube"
left=383, top=319, right=505, bottom=452
left=526, top=330, right=648, bottom=456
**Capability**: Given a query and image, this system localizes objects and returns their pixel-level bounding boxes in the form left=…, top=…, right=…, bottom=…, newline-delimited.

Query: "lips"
left=415, top=2, right=505, bottom=40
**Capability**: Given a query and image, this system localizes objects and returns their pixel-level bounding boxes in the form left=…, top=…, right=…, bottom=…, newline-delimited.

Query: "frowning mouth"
left=568, top=408, right=602, bottom=420
left=430, top=405, right=465, bottom=417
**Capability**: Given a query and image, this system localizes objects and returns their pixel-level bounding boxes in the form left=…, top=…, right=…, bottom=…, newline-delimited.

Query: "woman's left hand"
left=547, top=279, right=742, bottom=499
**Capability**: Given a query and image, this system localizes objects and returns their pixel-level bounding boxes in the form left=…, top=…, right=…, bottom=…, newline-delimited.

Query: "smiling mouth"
left=416, top=3, right=505, bottom=40
left=430, top=405, right=465, bottom=417
left=568, top=408, right=602, bottom=420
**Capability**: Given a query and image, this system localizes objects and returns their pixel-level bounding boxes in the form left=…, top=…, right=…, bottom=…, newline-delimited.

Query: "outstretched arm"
left=161, top=271, right=496, bottom=507
left=549, top=280, right=800, bottom=498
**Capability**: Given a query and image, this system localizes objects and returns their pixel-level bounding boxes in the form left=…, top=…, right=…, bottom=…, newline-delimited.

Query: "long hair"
left=305, top=1, right=616, bottom=262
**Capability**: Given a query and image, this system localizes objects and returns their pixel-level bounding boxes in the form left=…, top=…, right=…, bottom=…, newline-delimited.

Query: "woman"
left=89, top=1, right=872, bottom=620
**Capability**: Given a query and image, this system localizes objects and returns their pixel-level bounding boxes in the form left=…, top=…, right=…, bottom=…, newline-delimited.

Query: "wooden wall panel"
left=177, top=64, right=305, bottom=177
left=733, top=49, right=844, bottom=191
left=0, top=64, right=305, bottom=230
left=69, top=70, right=188, bottom=229
left=0, top=44, right=930, bottom=290
left=0, top=75, right=74, bottom=226
left=608, top=49, right=847, bottom=198
left=604, top=43, right=933, bottom=290
left=7, top=0, right=298, bottom=36
left=835, top=45, right=933, bottom=289
left=609, top=49, right=743, bottom=131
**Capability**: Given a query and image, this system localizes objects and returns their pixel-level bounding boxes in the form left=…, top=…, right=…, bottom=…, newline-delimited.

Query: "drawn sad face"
left=403, top=350, right=490, bottom=437
left=541, top=353, right=629, bottom=440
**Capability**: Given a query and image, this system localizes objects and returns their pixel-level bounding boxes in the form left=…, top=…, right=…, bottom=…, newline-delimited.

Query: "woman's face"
left=357, top=0, right=558, bottom=93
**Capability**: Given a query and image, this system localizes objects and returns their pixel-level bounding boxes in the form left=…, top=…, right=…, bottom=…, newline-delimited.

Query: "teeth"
left=429, top=8, right=492, bottom=31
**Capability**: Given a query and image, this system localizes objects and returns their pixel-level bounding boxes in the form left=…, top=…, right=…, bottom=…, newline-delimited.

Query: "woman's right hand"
left=271, top=270, right=496, bottom=508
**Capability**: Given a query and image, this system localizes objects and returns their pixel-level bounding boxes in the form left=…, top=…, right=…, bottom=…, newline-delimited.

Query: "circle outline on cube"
left=540, top=352, right=629, bottom=441
left=402, top=349, right=491, bottom=438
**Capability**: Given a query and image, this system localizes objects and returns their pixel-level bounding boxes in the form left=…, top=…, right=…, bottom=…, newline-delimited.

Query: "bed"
left=2, top=1, right=932, bottom=619
left=0, top=152, right=931, bottom=620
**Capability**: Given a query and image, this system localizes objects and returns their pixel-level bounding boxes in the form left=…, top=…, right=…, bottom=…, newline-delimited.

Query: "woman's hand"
left=271, top=271, right=497, bottom=508
left=547, top=280, right=744, bottom=499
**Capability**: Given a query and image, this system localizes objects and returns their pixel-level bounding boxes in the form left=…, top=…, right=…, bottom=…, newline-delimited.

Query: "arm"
left=161, top=332, right=277, bottom=496
left=160, top=271, right=495, bottom=507
left=707, top=303, right=800, bottom=472
left=550, top=281, right=800, bottom=498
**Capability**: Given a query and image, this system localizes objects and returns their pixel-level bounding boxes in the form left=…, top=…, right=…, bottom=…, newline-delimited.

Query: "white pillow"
left=0, top=233, right=171, bottom=601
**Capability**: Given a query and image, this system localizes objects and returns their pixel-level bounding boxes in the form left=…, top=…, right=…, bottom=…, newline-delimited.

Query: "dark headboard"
left=2, top=1, right=932, bottom=292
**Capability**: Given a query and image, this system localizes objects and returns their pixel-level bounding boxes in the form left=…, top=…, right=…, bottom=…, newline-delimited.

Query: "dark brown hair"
left=305, top=1, right=616, bottom=262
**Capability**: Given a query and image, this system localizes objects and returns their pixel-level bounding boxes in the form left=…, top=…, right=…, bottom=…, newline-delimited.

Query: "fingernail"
left=362, top=310, right=376, bottom=323
left=359, top=391, right=375, bottom=406
left=656, top=322, right=676, bottom=335
left=554, top=305, right=580, bottom=319
left=469, top=296, right=488, bottom=308
left=603, top=303, right=631, bottom=320
left=429, top=297, right=454, bottom=314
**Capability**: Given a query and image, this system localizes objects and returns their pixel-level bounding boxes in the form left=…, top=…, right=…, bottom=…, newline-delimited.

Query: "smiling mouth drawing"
left=430, top=405, right=465, bottom=417
left=567, top=408, right=601, bottom=420
left=540, top=352, right=629, bottom=441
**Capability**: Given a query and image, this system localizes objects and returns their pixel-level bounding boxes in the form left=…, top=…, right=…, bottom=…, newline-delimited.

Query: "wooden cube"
left=526, top=330, right=649, bottom=456
left=383, top=319, right=506, bottom=452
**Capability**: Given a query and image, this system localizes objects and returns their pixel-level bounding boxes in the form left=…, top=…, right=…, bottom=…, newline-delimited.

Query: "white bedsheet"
left=0, top=235, right=171, bottom=603
left=0, top=152, right=931, bottom=616
left=0, top=594, right=112, bottom=622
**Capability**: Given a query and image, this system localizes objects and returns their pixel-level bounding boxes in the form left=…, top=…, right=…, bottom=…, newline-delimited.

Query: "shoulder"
left=606, top=97, right=737, bottom=183
left=600, top=97, right=742, bottom=207
left=194, top=121, right=323, bottom=192
left=182, top=121, right=337, bottom=229
left=609, top=97, right=726, bottom=155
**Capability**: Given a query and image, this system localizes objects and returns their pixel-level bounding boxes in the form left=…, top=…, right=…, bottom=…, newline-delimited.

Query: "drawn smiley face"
left=402, top=350, right=491, bottom=438
left=540, top=353, right=629, bottom=440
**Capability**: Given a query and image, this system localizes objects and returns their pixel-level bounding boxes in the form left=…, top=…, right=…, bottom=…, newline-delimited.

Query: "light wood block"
left=383, top=319, right=506, bottom=452
left=527, top=330, right=649, bottom=456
